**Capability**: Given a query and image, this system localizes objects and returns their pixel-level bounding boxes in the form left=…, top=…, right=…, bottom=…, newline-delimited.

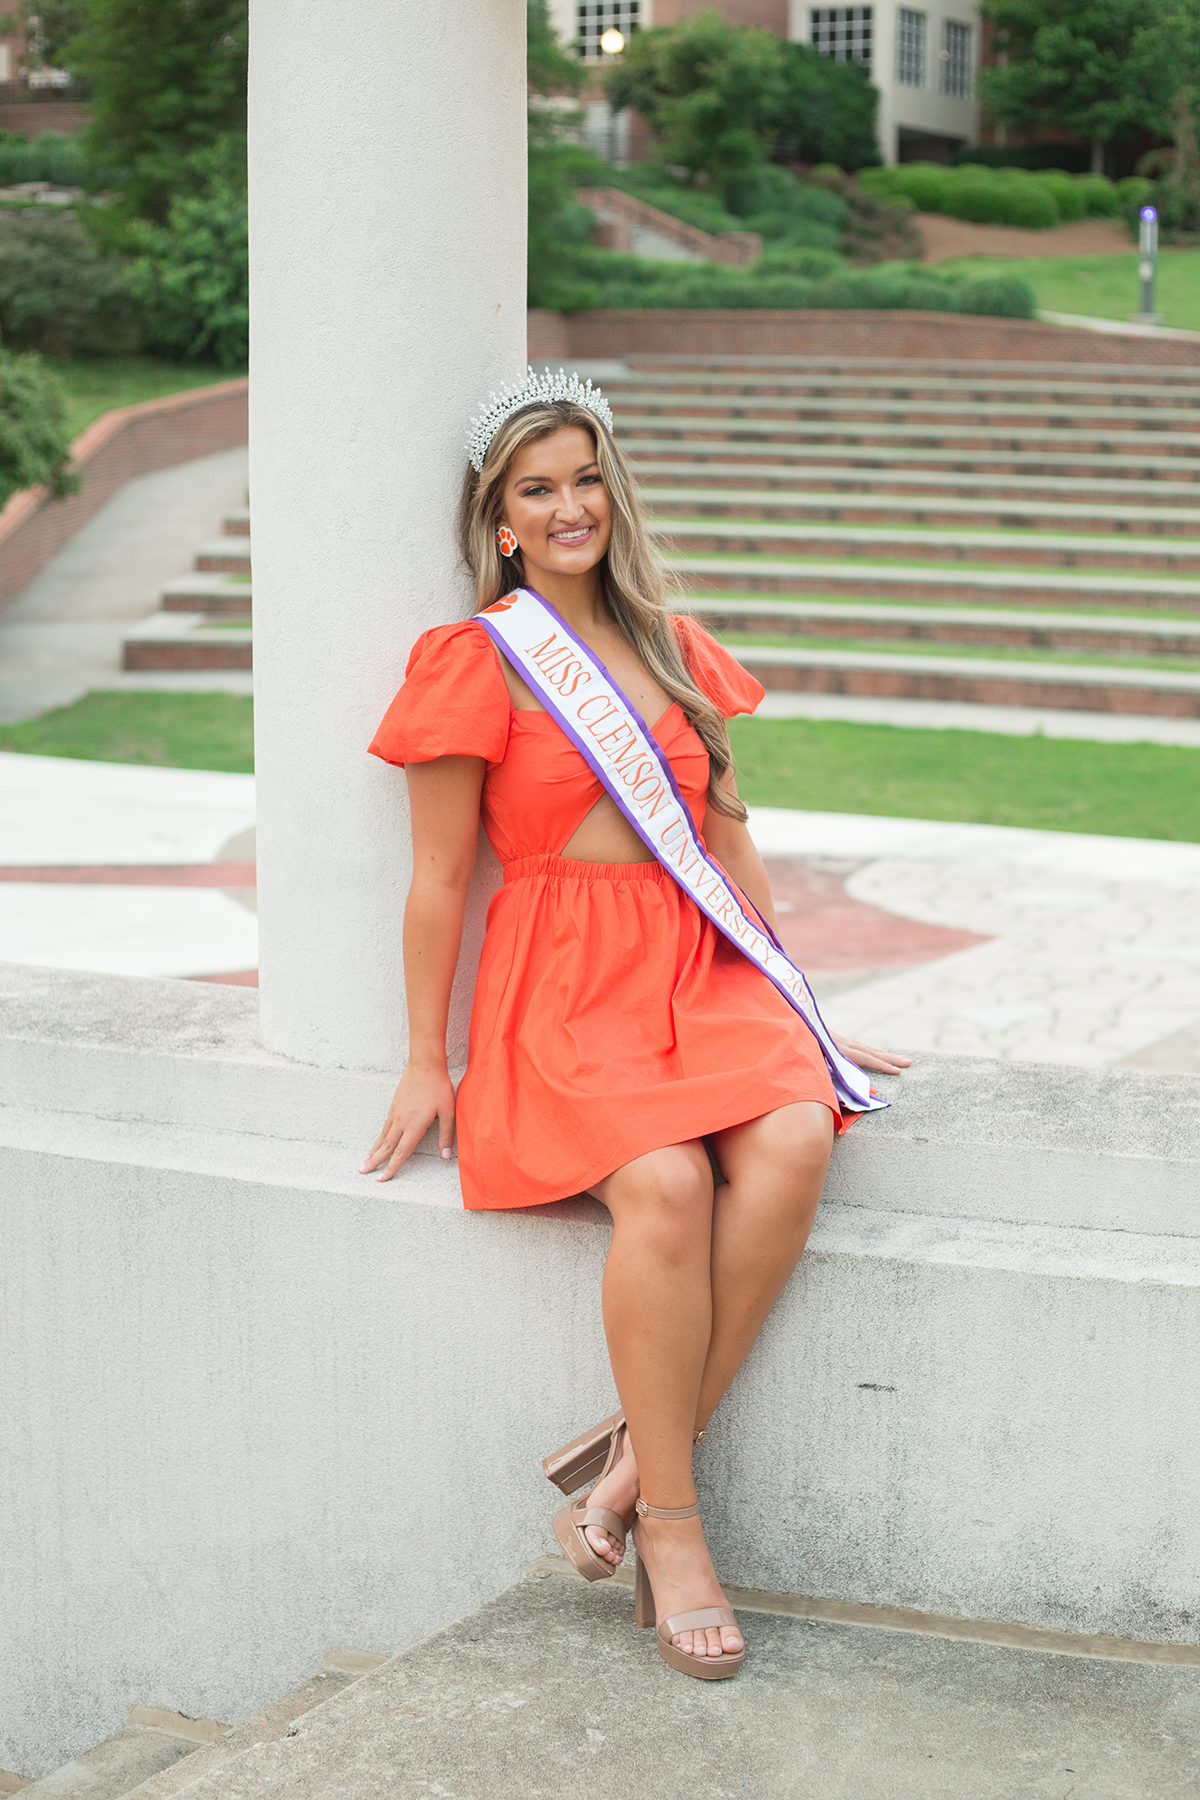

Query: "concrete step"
left=631, top=459, right=1200, bottom=506
left=117, top=1571, right=1200, bottom=1800
left=622, top=435, right=1200, bottom=481
left=687, top=596, right=1200, bottom=658
left=160, top=576, right=252, bottom=615
left=13, top=1710, right=229, bottom=1799
left=221, top=509, right=250, bottom=536
left=726, top=641, right=1200, bottom=717
left=643, top=485, right=1200, bottom=536
left=668, top=555, right=1200, bottom=614
left=616, top=414, right=1200, bottom=458
left=612, top=391, right=1200, bottom=430
left=625, top=351, right=1200, bottom=385
left=651, top=517, right=1200, bottom=573
left=608, top=369, right=1200, bottom=407
left=122, top=613, right=252, bottom=672
left=193, top=539, right=251, bottom=575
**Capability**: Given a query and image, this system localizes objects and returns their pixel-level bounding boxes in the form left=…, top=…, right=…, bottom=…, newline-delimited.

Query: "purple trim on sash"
left=477, top=587, right=885, bottom=1114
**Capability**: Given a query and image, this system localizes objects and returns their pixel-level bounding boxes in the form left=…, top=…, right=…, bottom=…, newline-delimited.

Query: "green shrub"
left=956, top=275, right=1036, bottom=318
left=0, top=349, right=79, bottom=506
left=755, top=244, right=845, bottom=278
left=0, top=210, right=137, bottom=355
left=1036, top=171, right=1085, bottom=222
left=861, top=162, right=1119, bottom=230
left=1074, top=174, right=1119, bottom=217
left=128, top=177, right=248, bottom=369
left=0, top=131, right=88, bottom=189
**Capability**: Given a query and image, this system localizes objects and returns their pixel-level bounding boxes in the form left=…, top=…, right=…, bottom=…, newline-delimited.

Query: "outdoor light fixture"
left=600, top=28, right=625, bottom=53
left=1138, top=205, right=1160, bottom=324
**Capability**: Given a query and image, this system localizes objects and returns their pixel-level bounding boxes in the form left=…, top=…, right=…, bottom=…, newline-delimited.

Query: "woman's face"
left=500, top=426, right=612, bottom=582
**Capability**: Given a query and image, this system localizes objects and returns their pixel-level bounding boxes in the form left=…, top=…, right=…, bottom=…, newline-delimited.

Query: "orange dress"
left=369, top=614, right=844, bottom=1211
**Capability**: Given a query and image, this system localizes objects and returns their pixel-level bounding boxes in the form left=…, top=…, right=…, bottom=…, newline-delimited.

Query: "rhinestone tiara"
left=466, top=365, right=614, bottom=473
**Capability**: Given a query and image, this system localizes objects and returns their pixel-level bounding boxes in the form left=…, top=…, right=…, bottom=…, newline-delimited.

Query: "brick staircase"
left=0, top=1650, right=388, bottom=1799
left=123, top=356, right=1200, bottom=718
left=616, top=355, right=1200, bottom=719
left=121, top=507, right=252, bottom=674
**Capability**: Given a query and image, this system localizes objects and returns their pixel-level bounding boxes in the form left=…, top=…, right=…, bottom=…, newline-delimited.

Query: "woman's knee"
left=719, top=1102, right=834, bottom=1185
left=601, top=1145, right=713, bottom=1248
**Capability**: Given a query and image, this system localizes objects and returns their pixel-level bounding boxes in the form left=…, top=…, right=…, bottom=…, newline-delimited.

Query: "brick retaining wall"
left=0, top=377, right=249, bottom=615
left=527, top=308, right=1200, bottom=367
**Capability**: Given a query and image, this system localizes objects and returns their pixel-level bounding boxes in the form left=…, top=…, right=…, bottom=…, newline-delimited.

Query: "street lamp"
left=600, top=27, right=625, bottom=54
left=1138, top=205, right=1161, bottom=325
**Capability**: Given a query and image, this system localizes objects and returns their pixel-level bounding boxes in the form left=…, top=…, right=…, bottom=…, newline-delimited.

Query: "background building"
left=549, top=0, right=982, bottom=164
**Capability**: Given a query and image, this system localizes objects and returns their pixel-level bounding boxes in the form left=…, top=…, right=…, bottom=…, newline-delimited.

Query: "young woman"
left=363, top=371, right=908, bottom=1682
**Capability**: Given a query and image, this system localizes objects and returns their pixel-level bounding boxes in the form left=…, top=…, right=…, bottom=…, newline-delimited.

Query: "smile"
left=550, top=525, right=594, bottom=544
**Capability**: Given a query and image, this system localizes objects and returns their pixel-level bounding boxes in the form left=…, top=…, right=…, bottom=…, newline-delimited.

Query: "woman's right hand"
left=360, top=1063, right=457, bottom=1181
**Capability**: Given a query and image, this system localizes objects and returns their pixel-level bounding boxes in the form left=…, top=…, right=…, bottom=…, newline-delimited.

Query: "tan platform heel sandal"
left=543, top=1411, right=631, bottom=1581
left=633, top=1500, right=745, bottom=1681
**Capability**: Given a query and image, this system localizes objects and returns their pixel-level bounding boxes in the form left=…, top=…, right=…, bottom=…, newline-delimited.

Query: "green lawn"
left=5, top=691, right=1197, bottom=842
left=0, top=691, right=254, bottom=772
left=729, top=716, right=1200, bottom=841
left=932, top=249, right=1200, bottom=334
left=718, top=629, right=1200, bottom=674
left=46, top=356, right=245, bottom=442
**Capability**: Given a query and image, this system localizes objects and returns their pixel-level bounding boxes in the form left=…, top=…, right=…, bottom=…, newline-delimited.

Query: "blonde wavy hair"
left=457, top=399, right=745, bottom=821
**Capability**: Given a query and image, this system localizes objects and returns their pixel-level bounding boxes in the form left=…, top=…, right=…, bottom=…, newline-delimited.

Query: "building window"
left=577, top=1, right=640, bottom=59
left=809, top=7, right=873, bottom=69
left=941, top=20, right=972, bottom=98
left=896, top=8, right=927, bottom=86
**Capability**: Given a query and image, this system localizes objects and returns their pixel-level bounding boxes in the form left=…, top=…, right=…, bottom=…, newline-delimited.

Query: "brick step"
left=624, top=353, right=1200, bottom=385
left=630, top=459, right=1200, bottom=506
left=644, top=486, right=1200, bottom=536
left=616, top=415, right=1200, bottom=458
left=668, top=556, right=1200, bottom=614
left=222, top=507, right=250, bottom=535
left=193, top=536, right=251, bottom=574
left=687, top=597, right=1200, bottom=657
left=725, top=642, right=1200, bottom=718
left=122, top=613, right=252, bottom=672
left=159, top=575, right=252, bottom=615
left=611, top=393, right=1200, bottom=430
left=622, top=437, right=1200, bottom=481
left=607, top=370, right=1200, bottom=407
left=651, top=518, right=1200, bottom=573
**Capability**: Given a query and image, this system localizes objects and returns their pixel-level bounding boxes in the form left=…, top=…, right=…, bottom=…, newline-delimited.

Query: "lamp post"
left=1138, top=205, right=1161, bottom=325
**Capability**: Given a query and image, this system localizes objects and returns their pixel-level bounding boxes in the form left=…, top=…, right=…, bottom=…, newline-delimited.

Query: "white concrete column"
left=248, top=0, right=527, bottom=1068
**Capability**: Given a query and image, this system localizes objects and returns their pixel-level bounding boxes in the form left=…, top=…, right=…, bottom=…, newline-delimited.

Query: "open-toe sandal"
left=633, top=1500, right=745, bottom=1681
left=543, top=1411, right=631, bottom=1581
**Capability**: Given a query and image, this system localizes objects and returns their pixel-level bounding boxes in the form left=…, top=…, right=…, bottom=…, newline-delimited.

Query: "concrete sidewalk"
left=166, top=1569, right=1200, bottom=1800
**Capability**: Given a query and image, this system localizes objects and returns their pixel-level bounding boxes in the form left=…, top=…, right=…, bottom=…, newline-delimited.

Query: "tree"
left=774, top=42, right=879, bottom=171
left=62, top=0, right=247, bottom=221
left=978, top=0, right=1200, bottom=174
left=527, top=1, right=596, bottom=309
left=607, top=11, right=785, bottom=193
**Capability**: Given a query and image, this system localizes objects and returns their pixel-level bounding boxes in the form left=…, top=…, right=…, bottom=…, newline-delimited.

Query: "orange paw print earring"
left=496, top=526, right=518, bottom=558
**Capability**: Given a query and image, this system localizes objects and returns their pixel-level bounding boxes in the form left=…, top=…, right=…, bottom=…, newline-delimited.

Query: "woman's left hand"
left=832, top=1034, right=912, bottom=1075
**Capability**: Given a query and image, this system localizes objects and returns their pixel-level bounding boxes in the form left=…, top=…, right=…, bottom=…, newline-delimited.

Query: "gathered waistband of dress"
left=503, top=852, right=669, bottom=885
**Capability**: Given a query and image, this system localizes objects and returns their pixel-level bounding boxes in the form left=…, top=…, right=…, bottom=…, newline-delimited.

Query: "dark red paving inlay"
left=765, top=859, right=990, bottom=976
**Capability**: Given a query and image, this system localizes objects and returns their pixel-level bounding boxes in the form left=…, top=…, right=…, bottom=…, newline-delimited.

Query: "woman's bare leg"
left=696, top=1101, right=835, bottom=1429
left=580, top=1140, right=741, bottom=1660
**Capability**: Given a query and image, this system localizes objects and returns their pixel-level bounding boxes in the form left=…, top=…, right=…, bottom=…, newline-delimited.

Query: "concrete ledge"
left=3, top=962, right=1199, bottom=1772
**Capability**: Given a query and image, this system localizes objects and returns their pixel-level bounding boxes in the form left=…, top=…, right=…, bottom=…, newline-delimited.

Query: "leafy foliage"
left=860, top=161, right=1120, bottom=227
left=0, top=208, right=136, bottom=354
left=1137, top=86, right=1200, bottom=238
left=0, top=349, right=78, bottom=506
left=607, top=9, right=879, bottom=196
left=64, top=0, right=247, bottom=223
left=978, top=0, right=1200, bottom=165
left=0, top=1, right=85, bottom=72
left=0, top=130, right=88, bottom=187
left=126, top=153, right=247, bottom=368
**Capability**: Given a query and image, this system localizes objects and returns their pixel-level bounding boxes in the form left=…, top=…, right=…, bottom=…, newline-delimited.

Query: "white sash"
left=477, top=587, right=886, bottom=1115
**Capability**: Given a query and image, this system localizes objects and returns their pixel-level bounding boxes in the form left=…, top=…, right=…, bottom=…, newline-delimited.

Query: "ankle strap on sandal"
left=636, top=1499, right=699, bottom=1520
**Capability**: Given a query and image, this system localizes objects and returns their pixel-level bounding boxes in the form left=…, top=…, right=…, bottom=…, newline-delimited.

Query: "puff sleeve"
left=672, top=615, right=764, bottom=720
left=369, top=620, right=512, bottom=768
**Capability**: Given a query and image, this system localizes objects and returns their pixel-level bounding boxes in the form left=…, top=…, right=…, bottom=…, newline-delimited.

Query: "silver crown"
left=466, top=366, right=615, bottom=472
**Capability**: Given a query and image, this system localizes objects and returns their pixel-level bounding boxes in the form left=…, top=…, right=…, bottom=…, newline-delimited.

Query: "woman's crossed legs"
left=583, top=1100, right=835, bottom=1660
